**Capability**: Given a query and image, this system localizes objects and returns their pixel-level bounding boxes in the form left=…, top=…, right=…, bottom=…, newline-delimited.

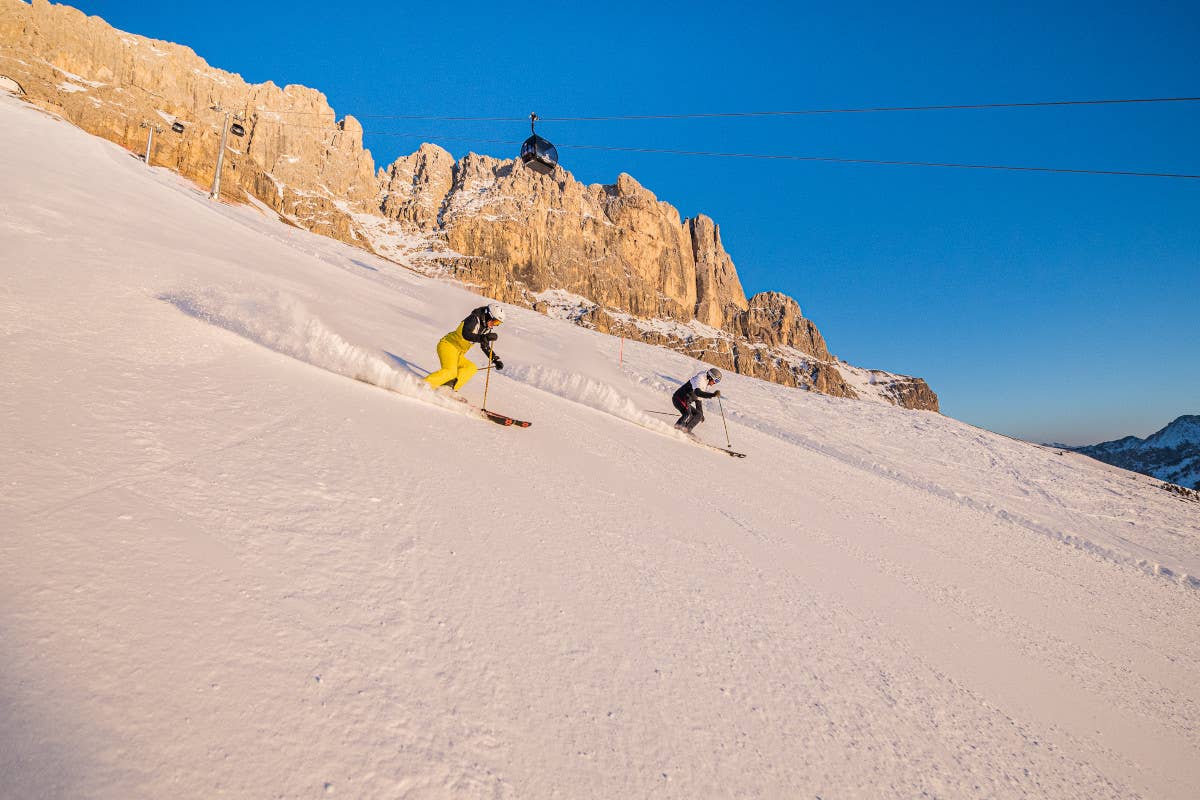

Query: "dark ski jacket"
left=674, top=371, right=719, bottom=403
left=444, top=306, right=499, bottom=359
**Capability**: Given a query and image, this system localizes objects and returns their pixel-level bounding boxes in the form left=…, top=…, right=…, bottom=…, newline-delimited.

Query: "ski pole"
left=482, top=353, right=494, bottom=411
left=718, top=395, right=732, bottom=449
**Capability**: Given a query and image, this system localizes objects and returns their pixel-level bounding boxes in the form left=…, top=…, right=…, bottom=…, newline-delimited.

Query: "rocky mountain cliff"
left=0, top=0, right=937, bottom=410
left=1068, top=416, right=1200, bottom=490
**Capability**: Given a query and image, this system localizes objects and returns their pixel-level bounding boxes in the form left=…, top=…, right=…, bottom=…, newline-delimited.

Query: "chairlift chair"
left=519, top=112, right=558, bottom=175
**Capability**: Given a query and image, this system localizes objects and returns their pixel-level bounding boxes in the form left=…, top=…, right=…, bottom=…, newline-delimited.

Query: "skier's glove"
left=493, top=358, right=504, bottom=371
left=714, top=390, right=721, bottom=397
left=483, top=332, right=499, bottom=342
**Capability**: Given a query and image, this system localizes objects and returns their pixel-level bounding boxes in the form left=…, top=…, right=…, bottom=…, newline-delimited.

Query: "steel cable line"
left=4, top=56, right=1191, bottom=179
left=360, top=96, right=1200, bottom=122
left=116, top=95, right=1200, bottom=121
left=1, top=47, right=1195, bottom=120
left=362, top=131, right=1200, bottom=179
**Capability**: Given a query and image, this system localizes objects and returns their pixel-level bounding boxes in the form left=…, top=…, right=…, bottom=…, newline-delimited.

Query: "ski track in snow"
left=3, top=92, right=1200, bottom=800
left=503, top=362, right=689, bottom=441
left=160, top=286, right=477, bottom=420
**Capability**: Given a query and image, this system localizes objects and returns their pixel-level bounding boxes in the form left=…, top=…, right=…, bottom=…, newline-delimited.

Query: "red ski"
left=483, top=409, right=532, bottom=428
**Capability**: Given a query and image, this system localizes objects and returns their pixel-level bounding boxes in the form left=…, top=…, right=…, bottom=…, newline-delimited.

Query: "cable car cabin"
left=519, top=113, right=557, bottom=175
left=520, top=134, right=558, bottom=175
left=230, top=122, right=246, bottom=137
left=171, top=121, right=185, bottom=134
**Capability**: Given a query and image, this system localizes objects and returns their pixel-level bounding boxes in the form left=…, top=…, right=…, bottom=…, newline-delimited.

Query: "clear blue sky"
left=73, top=0, right=1199, bottom=444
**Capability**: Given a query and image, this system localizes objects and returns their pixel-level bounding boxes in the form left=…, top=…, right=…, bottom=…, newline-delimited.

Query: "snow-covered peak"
left=1145, top=414, right=1200, bottom=449
left=1072, top=415, right=1200, bottom=489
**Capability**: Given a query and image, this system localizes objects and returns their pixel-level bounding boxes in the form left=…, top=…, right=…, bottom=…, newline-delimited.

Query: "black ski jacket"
left=674, top=372, right=719, bottom=403
left=455, top=306, right=499, bottom=359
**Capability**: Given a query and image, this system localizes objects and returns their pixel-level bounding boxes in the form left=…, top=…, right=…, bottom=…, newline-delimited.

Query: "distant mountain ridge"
left=1069, top=415, right=1200, bottom=490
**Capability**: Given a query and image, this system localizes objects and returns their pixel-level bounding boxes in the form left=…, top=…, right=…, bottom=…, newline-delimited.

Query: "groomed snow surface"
left=2, top=93, right=1199, bottom=799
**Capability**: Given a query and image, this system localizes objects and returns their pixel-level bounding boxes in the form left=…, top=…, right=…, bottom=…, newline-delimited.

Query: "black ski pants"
left=673, top=390, right=704, bottom=432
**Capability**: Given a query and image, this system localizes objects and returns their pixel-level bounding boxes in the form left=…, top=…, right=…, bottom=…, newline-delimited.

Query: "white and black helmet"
left=707, top=367, right=722, bottom=383
left=486, top=303, right=506, bottom=323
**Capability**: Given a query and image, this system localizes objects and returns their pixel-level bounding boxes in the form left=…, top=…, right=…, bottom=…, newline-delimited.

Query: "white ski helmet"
left=486, top=303, right=506, bottom=323
left=707, top=367, right=722, bottom=383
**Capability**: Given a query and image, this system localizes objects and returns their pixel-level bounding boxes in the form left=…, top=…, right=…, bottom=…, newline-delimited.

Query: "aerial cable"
left=358, top=96, right=1200, bottom=121
left=161, top=95, right=1200, bottom=122
left=362, top=131, right=1200, bottom=179
left=535, top=96, right=1200, bottom=121
left=1, top=51, right=1191, bottom=119
left=556, top=142, right=1200, bottom=179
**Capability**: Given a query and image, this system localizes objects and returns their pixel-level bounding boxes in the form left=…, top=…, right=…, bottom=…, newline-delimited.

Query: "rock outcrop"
left=373, top=151, right=855, bottom=396
left=880, top=376, right=941, bottom=412
left=378, top=143, right=456, bottom=231
left=0, top=0, right=938, bottom=410
left=689, top=214, right=750, bottom=329
left=0, top=0, right=378, bottom=240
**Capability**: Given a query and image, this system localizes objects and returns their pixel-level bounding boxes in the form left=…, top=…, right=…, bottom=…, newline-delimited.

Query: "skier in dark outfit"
left=673, top=367, right=722, bottom=433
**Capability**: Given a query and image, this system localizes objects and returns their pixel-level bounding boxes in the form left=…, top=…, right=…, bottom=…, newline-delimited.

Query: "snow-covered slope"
left=3, top=94, right=1199, bottom=799
left=1071, top=416, right=1200, bottom=490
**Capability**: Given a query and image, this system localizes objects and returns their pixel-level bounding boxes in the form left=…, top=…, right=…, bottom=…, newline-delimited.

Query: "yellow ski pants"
left=425, top=337, right=477, bottom=391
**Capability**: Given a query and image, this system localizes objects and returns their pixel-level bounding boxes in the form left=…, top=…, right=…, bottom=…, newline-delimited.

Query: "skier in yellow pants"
left=425, top=303, right=506, bottom=391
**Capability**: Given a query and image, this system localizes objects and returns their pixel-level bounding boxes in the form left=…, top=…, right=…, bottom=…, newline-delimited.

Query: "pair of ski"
left=686, top=437, right=746, bottom=458
left=439, top=389, right=531, bottom=428
left=704, top=443, right=747, bottom=458
left=643, top=411, right=746, bottom=458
